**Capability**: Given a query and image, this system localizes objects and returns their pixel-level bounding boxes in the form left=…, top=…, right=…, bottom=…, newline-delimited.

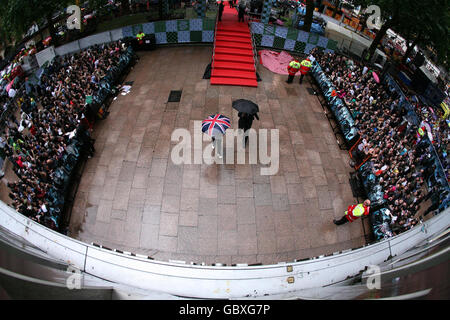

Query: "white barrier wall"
left=1, top=200, right=449, bottom=299
left=35, top=46, right=56, bottom=67
left=53, top=28, right=123, bottom=56
left=55, top=41, right=82, bottom=56
left=79, top=31, right=113, bottom=49
left=110, top=28, right=124, bottom=42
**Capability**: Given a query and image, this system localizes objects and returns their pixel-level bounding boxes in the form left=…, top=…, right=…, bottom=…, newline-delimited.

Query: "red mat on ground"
left=259, top=50, right=295, bottom=75
left=210, top=1, right=258, bottom=87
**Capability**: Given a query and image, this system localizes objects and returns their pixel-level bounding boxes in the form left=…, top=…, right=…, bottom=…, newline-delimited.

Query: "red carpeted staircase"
left=210, top=1, right=258, bottom=87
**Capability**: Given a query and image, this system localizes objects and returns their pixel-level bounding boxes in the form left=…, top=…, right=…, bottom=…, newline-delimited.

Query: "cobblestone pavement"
left=67, top=46, right=367, bottom=265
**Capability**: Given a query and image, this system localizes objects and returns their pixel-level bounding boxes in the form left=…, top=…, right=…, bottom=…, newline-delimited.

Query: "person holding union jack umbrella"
left=202, top=114, right=231, bottom=159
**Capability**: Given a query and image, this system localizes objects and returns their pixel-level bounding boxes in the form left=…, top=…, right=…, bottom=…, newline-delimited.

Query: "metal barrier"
left=211, top=6, right=219, bottom=73
left=0, top=199, right=448, bottom=298
left=347, top=136, right=372, bottom=170
left=250, top=24, right=259, bottom=74
left=308, top=61, right=359, bottom=149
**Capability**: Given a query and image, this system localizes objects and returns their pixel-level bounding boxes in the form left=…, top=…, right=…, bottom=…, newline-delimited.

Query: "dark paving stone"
left=198, top=198, right=218, bottom=216
left=177, top=226, right=198, bottom=254
left=217, top=185, right=236, bottom=205
left=272, top=193, right=290, bottom=211
left=253, top=184, right=272, bottom=206
left=236, top=198, right=256, bottom=225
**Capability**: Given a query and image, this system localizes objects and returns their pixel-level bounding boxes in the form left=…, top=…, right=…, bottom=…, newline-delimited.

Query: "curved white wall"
left=1, top=201, right=449, bottom=298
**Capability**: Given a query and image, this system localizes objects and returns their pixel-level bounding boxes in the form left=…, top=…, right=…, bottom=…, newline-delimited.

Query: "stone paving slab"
left=66, top=46, right=366, bottom=265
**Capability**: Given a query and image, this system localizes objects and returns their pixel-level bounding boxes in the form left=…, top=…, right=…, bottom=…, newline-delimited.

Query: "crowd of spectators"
left=0, top=40, right=128, bottom=230
left=311, top=47, right=449, bottom=236
left=0, top=35, right=447, bottom=240
left=411, top=100, right=449, bottom=180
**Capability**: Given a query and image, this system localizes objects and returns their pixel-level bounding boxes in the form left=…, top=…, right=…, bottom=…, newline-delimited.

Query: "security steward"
left=334, top=200, right=371, bottom=225
left=286, top=58, right=301, bottom=84
left=136, top=32, right=146, bottom=45
left=299, top=58, right=312, bottom=84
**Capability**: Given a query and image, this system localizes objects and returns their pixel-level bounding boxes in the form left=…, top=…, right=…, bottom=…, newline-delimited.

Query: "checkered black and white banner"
left=122, top=19, right=216, bottom=44
left=250, top=22, right=337, bottom=54
left=197, top=0, right=207, bottom=18
left=121, top=19, right=337, bottom=51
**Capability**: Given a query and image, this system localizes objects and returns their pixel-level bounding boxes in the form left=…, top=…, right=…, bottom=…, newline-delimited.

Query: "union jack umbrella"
left=201, top=114, right=231, bottom=136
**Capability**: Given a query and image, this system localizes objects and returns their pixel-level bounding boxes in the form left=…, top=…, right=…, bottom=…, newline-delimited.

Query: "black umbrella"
left=232, top=99, right=259, bottom=115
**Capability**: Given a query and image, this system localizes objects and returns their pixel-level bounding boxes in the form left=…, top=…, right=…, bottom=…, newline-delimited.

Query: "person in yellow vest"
left=136, top=32, right=146, bottom=45
left=286, top=58, right=301, bottom=84
left=333, top=199, right=371, bottom=225
left=298, top=58, right=312, bottom=84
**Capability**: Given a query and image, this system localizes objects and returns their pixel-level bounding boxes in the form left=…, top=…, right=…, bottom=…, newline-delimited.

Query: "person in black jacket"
left=218, top=1, right=225, bottom=21
left=238, top=112, right=259, bottom=147
left=238, top=1, right=246, bottom=22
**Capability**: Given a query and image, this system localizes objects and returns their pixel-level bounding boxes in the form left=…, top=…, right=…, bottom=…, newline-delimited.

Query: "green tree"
left=356, top=0, right=449, bottom=66
left=88, top=0, right=110, bottom=16
left=0, top=0, right=71, bottom=46
left=355, top=0, right=401, bottom=61
left=391, top=5, right=423, bottom=64
left=387, top=0, right=448, bottom=67
left=411, top=0, right=449, bottom=68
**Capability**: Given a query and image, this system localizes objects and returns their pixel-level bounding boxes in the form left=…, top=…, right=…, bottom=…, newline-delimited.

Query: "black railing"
left=211, top=4, right=220, bottom=72
left=249, top=23, right=259, bottom=75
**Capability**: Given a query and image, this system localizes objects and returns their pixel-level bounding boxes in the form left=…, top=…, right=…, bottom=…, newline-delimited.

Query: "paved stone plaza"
left=64, top=46, right=367, bottom=265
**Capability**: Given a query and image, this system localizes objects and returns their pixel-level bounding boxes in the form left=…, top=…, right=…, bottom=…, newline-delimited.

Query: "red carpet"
left=211, top=1, right=258, bottom=87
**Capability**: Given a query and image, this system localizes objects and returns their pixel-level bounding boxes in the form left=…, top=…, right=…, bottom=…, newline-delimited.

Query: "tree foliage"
left=87, top=0, right=111, bottom=16
left=355, top=0, right=449, bottom=67
left=0, top=0, right=71, bottom=41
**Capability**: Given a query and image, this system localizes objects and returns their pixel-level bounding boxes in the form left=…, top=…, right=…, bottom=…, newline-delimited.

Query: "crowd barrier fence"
left=309, top=60, right=450, bottom=241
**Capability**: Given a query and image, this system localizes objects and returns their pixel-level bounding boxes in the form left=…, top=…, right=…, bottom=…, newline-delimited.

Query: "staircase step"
left=214, top=47, right=253, bottom=57
left=214, top=53, right=254, bottom=64
left=217, top=25, right=250, bottom=33
left=211, top=7, right=258, bottom=88
left=217, top=29, right=250, bottom=35
left=216, top=35, right=249, bottom=43
left=210, top=77, right=258, bottom=87
left=215, top=31, right=251, bottom=39
left=212, top=69, right=256, bottom=80
left=212, top=61, right=255, bottom=72
left=215, top=41, right=253, bottom=50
